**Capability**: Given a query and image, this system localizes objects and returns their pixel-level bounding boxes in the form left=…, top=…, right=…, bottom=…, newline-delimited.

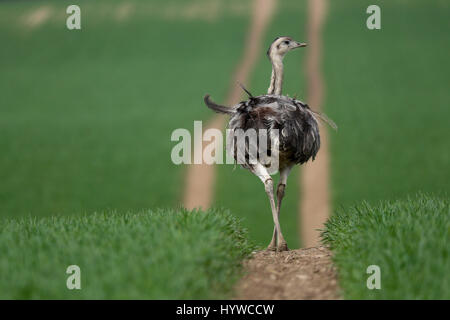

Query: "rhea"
left=204, top=37, right=335, bottom=251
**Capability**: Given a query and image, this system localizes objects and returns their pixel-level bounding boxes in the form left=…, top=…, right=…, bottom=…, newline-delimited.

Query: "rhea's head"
left=267, top=36, right=307, bottom=62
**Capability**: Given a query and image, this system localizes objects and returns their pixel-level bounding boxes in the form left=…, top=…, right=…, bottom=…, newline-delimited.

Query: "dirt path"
left=299, top=0, right=331, bottom=247
left=235, top=246, right=339, bottom=299
left=183, top=0, right=277, bottom=210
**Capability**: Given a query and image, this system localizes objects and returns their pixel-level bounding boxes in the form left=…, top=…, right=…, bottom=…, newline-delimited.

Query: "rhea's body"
left=225, top=94, right=320, bottom=173
left=203, top=36, right=335, bottom=252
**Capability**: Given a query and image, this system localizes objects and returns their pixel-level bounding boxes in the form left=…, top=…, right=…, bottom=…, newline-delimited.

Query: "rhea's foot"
left=277, top=242, right=289, bottom=252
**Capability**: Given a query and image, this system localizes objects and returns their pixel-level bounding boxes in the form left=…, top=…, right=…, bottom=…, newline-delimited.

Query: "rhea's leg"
left=267, top=166, right=293, bottom=251
left=267, top=228, right=277, bottom=251
left=252, top=163, right=286, bottom=252
left=274, top=165, right=293, bottom=251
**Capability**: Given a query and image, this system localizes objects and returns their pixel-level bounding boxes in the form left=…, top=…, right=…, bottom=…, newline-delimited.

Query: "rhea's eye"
left=284, top=40, right=290, bottom=45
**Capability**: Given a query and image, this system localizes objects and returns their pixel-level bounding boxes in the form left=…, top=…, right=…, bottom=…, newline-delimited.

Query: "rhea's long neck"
left=267, top=57, right=284, bottom=95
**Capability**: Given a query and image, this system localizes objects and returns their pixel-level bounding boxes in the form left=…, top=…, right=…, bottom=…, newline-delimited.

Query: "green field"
left=323, top=194, right=450, bottom=299
left=324, top=0, right=450, bottom=206
left=0, top=208, right=253, bottom=299
left=1, top=0, right=449, bottom=299
left=0, top=0, right=247, bottom=217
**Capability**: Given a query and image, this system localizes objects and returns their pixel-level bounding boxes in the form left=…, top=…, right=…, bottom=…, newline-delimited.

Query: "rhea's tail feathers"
left=204, top=95, right=236, bottom=115
left=311, top=110, right=338, bottom=131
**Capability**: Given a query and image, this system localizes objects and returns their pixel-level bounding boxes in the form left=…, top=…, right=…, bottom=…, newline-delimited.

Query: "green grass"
left=0, top=208, right=254, bottom=299
left=323, top=194, right=450, bottom=299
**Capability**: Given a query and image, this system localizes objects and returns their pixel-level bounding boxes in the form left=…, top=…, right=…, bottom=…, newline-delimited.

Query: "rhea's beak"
left=294, top=42, right=307, bottom=48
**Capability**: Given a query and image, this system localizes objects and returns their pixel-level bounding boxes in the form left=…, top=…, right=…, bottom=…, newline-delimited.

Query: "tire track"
left=22, top=6, right=53, bottom=29
left=298, top=0, right=331, bottom=248
left=183, top=0, right=277, bottom=210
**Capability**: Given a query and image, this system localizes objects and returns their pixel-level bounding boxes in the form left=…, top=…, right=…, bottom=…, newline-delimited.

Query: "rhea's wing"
left=310, top=110, right=338, bottom=131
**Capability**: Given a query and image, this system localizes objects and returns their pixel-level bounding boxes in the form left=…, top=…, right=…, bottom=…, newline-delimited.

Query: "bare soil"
left=235, top=246, right=340, bottom=300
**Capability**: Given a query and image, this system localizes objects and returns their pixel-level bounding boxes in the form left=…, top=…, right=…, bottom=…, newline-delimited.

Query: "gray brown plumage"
left=203, top=37, right=336, bottom=252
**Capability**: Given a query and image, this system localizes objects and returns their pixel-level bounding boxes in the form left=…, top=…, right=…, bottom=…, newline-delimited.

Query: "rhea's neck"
left=268, top=56, right=284, bottom=95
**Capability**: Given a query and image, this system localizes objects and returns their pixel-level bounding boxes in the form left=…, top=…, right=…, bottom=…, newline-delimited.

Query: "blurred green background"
left=0, top=0, right=449, bottom=249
